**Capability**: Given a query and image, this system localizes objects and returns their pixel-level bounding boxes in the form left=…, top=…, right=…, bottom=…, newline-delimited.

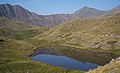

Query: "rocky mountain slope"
left=107, top=5, right=120, bottom=14
left=0, top=4, right=120, bottom=27
left=73, top=6, right=106, bottom=18
left=86, top=57, right=120, bottom=73
left=0, top=4, right=76, bottom=27
left=35, top=13, right=120, bottom=50
left=0, top=16, right=46, bottom=40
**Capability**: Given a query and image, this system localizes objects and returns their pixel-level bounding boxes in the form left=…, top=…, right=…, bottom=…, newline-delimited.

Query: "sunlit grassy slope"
left=0, top=16, right=32, bottom=30
left=34, top=14, right=120, bottom=73
left=35, top=13, right=120, bottom=50
left=0, top=13, right=120, bottom=73
left=0, top=36, right=84, bottom=73
left=0, top=16, right=83, bottom=73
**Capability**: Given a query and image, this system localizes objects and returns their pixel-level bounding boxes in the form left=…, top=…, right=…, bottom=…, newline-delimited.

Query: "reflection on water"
left=31, top=46, right=119, bottom=71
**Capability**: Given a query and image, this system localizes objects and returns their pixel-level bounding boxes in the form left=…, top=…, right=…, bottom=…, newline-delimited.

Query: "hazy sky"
left=0, top=0, right=120, bottom=15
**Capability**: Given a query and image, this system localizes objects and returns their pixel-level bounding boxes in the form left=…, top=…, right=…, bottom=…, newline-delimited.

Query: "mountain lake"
left=30, top=46, right=119, bottom=71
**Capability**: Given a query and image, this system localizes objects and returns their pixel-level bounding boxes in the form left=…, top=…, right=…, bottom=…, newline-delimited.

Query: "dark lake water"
left=31, top=46, right=119, bottom=71
left=31, top=54, right=99, bottom=71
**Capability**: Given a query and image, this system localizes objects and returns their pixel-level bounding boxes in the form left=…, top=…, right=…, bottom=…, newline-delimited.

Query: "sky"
left=0, top=0, right=120, bottom=15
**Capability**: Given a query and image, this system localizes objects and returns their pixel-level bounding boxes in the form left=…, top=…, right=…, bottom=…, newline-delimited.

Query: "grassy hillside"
left=0, top=37, right=83, bottom=73
left=0, top=16, right=47, bottom=40
left=35, top=13, right=120, bottom=50
left=0, top=16, right=83, bottom=73
left=0, top=13, right=120, bottom=73
left=0, top=16, right=33, bottom=30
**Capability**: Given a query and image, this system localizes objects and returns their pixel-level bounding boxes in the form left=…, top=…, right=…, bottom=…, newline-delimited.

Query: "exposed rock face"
left=0, top=4, right=76, bottom=27
left=0, top=4, right=15, bottom=18
left=0, top=4, right=120, bottom=27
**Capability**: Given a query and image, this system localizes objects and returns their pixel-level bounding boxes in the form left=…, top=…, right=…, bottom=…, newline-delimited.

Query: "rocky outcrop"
left=86, top=57, right=120, bottom=73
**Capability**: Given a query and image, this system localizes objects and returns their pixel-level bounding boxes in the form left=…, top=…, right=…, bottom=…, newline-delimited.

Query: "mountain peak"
left=82, top=6, right=90, bottom=9
left=13, top=5, right=25, bottom=11
left=13, top=5, right=23, bottom=8
left=73, top=6, right=105, bottom=18
left=80, top=6, right=98, bottom=11
left=0, top=3, right=12, bottom=8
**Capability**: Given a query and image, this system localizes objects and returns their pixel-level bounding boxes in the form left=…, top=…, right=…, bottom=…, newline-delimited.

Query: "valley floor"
left=0, top=36, right=120, bottom=73
left=0, top=37, right=84, bottom=73
left=0, top=13, right=120, bottom=73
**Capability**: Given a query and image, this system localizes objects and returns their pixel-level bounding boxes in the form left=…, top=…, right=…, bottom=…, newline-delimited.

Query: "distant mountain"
left=73, top=6, right=106, bottom=18
left=73, top=5, right=120, bottom=18
left=107, top=5, right=120, bottom=14
left=0, top=4, right=120, bottom=27
left=41, top=14, right=76, bottom=27
left=0, top=4, right=76, bottom=27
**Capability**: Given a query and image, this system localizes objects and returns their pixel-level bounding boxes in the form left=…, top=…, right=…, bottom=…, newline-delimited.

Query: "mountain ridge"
left=0, top=4, right=76, bottom=27
left=73, top=6, right=106, bottom=18
left=0, top=3, right=120, bottom=27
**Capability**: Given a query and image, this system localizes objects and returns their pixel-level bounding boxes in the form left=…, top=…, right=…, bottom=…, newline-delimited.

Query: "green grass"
left=13, top=28, right=46, bottom=40
left=0, top=37, right=84, bottom=73
left=35, top=13, right=120, bottom=50
left=0, top=16, right=33, bottom=30
left=0, top=13, right=120, bottom=73
left=0, top=16, right=83, bottom=73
